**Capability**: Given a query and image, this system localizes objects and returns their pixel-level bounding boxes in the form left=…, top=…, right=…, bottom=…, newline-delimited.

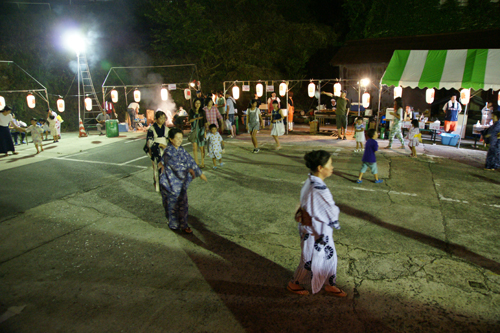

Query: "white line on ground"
left=55, top=157, right=147, bottom=169
left=120, top=156, right=149, bottom=165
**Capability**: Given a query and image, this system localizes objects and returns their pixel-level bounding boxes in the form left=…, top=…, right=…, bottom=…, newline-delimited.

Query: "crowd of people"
left=0, top=107, right=62, bottom=156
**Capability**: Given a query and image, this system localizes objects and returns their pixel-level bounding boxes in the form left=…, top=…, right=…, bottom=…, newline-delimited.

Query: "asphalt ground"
left=0, top=126, right=499, bottom=332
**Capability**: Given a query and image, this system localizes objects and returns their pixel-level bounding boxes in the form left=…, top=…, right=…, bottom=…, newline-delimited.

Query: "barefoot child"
left=287, top=150, right=347, bottom=297
left=407, top=119, right=420, bottom=158
left=270, top=100, right=285, bottom=150
left=354, top=118, right=365, bottom=152
left=205, top=124, right=225, bottom=169
left=357, top=129, right=383, bottom=184
left=158, top=128, right=208, bottom=234
left=26, top=118, right=44, bottom=154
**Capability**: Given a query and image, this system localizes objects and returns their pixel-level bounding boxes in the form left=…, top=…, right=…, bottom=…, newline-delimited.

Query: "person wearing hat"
left=0, top=106, right=25, bottom=156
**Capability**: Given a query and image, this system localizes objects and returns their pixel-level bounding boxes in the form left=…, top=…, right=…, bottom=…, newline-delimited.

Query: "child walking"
left=246, top=99, right=264, bottom=153
left=47, top=115, right=59, bottom=143
left=206, top=124, right=225, bottom=169
left=158, top=128, right=208, bottom=234
left=354, top=118, right=365, bottom=152
left=287, top=150, right=347, bottom=297
left=26, top=118, right=44, bottom=154
left=357, top=129, right=383, bottom=184
left=407, top=119, right=420, bottom=158
left=270, top=100, right=285, bottom=150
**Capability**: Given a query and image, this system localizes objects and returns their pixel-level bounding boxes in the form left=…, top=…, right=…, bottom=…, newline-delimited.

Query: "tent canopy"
left=381, top=49, right=500, bottom=90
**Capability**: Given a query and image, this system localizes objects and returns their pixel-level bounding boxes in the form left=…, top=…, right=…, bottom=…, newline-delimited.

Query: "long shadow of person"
left=172, top=211, right=403, bottom=333
left=337, top=203, right=500, bottom=275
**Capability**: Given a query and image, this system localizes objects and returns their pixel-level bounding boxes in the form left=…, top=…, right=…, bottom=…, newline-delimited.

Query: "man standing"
left=225, top=92, right=237, bottom=138
left=127, top=101, right=140, bottom=131
left=96, top=109, right=110, bottom=135
left=443, top=95, right=462, bottom=133
left=217, top=91, right=226, bottom=127
left=322, top=90, right=348, bottom=140
left=267, top=92, right=280, bottom=114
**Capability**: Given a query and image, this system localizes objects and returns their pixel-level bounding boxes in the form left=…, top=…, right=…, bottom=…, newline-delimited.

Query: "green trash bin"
left=106, top=119, right=119, bottom=137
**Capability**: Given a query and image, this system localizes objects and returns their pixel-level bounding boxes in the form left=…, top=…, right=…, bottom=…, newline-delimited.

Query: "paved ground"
left=0, top=126, right=499, bottom=332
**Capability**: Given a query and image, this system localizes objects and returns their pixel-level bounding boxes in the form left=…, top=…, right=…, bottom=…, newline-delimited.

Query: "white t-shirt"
left=128, top=102, right=140, bottom=110
left=0, top=113, right=13, bottom=127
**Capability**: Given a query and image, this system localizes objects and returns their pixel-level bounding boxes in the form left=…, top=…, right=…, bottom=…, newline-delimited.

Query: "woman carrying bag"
left=188, top=98, right=207, bottom=168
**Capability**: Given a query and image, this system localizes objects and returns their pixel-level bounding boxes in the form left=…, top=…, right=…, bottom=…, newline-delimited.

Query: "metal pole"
left=457, top=103, right=468, bottom=149
left=77, top=53, right=80, bottom=126
left=318, top=80, right=321, bottom=112
left=358, top=82, right=360, bottom=117
left=376, top=82, right=382, bottom=132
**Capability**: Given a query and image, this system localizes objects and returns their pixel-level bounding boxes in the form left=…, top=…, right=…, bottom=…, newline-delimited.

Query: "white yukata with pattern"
left=292, top=174, right=341, bottom=294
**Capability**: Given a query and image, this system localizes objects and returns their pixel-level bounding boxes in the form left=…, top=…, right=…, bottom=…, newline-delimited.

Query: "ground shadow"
left=337, top=203, right=500, bottom=274
left=469, top=172, right=500, bottom=185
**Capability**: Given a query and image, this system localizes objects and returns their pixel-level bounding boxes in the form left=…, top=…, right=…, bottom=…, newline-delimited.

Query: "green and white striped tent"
left=381, top=49, right=500, bottom=90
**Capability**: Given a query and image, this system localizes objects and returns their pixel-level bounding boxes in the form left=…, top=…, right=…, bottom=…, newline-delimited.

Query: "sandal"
left=182, top=227, right=193, bottom=234
left=287, top=282, right=309, bottom=295
left=200, top=164, right=205, bottom=169
left=325, top=285, right=347, bottom=297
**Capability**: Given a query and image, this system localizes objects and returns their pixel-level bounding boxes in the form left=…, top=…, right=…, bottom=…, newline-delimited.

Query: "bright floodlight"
left=63, top=31, right=86, bottom=55
left=360, top=78, right=370, bottom=87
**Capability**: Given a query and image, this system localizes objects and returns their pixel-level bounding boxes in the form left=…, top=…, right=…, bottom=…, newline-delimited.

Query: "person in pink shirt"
left=203, top=99, right=225, bottom=132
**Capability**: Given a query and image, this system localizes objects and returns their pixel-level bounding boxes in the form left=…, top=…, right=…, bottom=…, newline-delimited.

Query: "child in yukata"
left=354, top=118, right=365, bottom=152
left=287, top=150, right=347, bottom=297
left=385, top=97, right=405, bottom=149
left=26, top=118, right=44, bottom=154
left=158, top=128, right=208, bottom=234
left=205, top=124, right=225, bottom=169
left=407, top=119, right=420, bottom=158
left=47, top=115, right=59, bottom=142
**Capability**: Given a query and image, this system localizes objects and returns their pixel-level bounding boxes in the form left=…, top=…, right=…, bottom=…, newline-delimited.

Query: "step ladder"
left=79, top=53, right=103, bottom=130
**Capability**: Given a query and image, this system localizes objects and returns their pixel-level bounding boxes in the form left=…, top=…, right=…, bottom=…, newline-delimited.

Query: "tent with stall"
left=378, top=49, right=500, bottom=147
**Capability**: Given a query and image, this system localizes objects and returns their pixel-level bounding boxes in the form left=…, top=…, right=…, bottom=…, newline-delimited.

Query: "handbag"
left=188, top=120, right=198, bottom=143
left=225, top=119, right=232, bottom=129
left=295, top=206, right=312, bottom=226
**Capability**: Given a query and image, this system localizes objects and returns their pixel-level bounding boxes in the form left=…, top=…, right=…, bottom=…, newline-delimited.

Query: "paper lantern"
left=27, top=93, right=36, bottom=109
left=184, top=89, right=191, bottom=100
left=57, top=98, right=65, bottom=112
left=333, top=82, right=341, bottom=97
left=0, top=96, right=5, bottom=110
left=85, top=97, right=92, bottom=111
left=362, top=92, right=370, bottom=108
left=232, top=86, right=240, bottom=100
left=308, top=82, right=316, bottom=98
left=394, top=86, right=402, bottom=99
left=134, top=89, right=141, bottom=102
left=279, top=82, right=287, bottom=97
left=111, top=89, right=118, bottom=103
left=426, top=88, right=435, bottom=104
left=498, top=91, right=500, bottom=104
left=161, top=87, right=168, bottom=101
left=460, top=88, right=470, bottom=105
left=256, top=83, right=263, bottom=97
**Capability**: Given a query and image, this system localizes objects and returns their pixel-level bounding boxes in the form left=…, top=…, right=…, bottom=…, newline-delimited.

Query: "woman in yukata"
left=146, top=110, right=169, bottom=191
left=484, top=111, right=500, bottom=171
left=287, top=150, right=347, bottom=297
left=158, top=128, right=207, bottom=234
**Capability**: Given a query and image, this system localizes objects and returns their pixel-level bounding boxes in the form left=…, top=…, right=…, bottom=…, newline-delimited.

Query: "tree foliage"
left=343, top=0, right=500, bottom=39
left=145, top=0, right=335, bottom=91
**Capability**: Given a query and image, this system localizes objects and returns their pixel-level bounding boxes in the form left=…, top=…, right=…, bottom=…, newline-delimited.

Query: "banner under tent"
left=378, top=49, right=500, bottom=148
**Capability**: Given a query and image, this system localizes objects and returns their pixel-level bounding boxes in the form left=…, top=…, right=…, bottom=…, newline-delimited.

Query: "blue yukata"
left=159, top=143, right=202, bottom=229
left=292, top=174, right=341, bottom=294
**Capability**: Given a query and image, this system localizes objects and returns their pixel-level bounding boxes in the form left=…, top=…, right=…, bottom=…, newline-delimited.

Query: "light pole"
left=63, top=31, right=86, bottom=129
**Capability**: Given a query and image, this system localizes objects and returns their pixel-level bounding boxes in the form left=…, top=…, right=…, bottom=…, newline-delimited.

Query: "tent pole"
left=376, top=82, right=382, bottom=132
left=457, top=103, right=468, bottom=149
